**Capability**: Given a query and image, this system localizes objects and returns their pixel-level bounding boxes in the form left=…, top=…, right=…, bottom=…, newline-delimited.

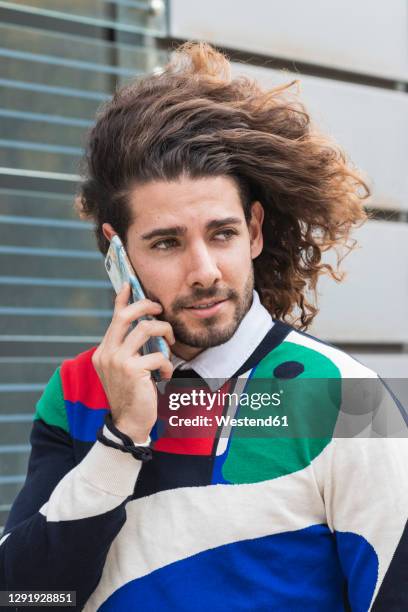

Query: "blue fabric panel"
left=335, top=531, right=379, bottom=612
left=100, top=525, right=347, bottom=611
left=65, top=400, right=108, bottom=442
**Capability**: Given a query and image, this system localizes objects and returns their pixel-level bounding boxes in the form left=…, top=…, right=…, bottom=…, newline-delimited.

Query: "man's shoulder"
left=59, top=346, right=108, bottom=408
left=34, top=346, right=109, bottom=441
left=60, top=345, right=99, bottom=389
left=259, top=321, right=378, bottom=380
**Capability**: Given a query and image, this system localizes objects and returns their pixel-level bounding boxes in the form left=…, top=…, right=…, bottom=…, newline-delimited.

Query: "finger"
left=105, top=296, right=163, bottom=348
left=101, top=282, right=131, bottom=346
left=132, top=352, right=174, bottom=380
left=118, top=319, right=176, bottom=359
left=115, top=281, right=131, bottom=309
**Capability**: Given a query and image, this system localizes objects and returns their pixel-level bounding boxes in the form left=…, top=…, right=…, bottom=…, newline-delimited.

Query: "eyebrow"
left=140, top=216, right=243, bottom=241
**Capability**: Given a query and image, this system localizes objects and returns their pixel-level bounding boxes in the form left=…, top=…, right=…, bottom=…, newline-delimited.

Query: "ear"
left=102, top=223, right=117, bottom=243
left=248, top=201, right=264, bottom=259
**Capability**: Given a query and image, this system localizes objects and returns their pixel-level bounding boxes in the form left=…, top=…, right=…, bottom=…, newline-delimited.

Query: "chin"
left=178, top=318, right=240, bottom=349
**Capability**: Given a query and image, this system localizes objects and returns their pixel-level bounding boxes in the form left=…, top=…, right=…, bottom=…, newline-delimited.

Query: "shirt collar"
left=170, top=290, right=273, bottom=390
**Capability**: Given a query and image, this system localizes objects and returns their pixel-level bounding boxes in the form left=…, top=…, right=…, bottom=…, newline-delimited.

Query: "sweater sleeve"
left=0, top=365, right=145, bottom=610
left=320, top=379, right=408, bottom=612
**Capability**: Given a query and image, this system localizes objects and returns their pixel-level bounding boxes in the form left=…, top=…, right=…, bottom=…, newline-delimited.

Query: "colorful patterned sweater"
left=1, top=319, right=407, bottom=611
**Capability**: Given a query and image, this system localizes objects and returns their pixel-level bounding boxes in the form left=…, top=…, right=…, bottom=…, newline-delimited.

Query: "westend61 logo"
left=168, top=389, right=283, bottom=411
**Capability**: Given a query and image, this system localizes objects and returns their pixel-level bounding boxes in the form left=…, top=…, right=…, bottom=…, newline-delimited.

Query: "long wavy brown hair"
left=77, top=41, right=370, bottom=330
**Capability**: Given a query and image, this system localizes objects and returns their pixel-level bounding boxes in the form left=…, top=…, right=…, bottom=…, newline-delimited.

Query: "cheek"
left=141, top=265, right=180, bottom=305
left=224, top=242, right=252, bottom=273
left=130, top=257, right=162, bottom=299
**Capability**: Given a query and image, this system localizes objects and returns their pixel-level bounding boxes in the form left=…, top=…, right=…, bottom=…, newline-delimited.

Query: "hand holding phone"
left=90, top=234, right=175, bottom=443
left=104, top=235, right=171, bottom=382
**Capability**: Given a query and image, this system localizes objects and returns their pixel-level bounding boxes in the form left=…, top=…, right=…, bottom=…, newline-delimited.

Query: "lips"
left=184, top=299, right=228, bottom=318
left=186, top=300, right=224, bottom=309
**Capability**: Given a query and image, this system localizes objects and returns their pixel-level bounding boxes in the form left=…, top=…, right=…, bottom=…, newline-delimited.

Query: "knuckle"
left=139, top=298, right=160, bottom=312
left=110, top=352, right=121, bottom=369
left=122, top=361, right=134, bottom=376
left=137, top=319, right=149, bottom=333
left=116, top=309, right=129, bottom=325
left=99, top=356, right=109, bottom=372
left=162, top=363, right=174, bottom=376
left=161, top=360, right=174, bottom=376
left=130, top=298, right=147, bottom=309
left=139, top=298, right=152, bottom=307
left=164, top=323, right=175, bottom=337
left=114, top=293, right=125, bottom=308
left=149, top=320, right=170, bottom=335
left=159, top=352, right=172, bottom=367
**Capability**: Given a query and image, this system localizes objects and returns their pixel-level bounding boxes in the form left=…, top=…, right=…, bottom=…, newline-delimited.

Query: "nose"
left=185, top=241, right=222, bottom=288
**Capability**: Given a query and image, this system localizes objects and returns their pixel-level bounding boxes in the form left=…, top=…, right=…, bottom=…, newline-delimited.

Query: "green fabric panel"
left=34, top=366, right=68, bottom=432
left=222, top=341, right=342, bottom=484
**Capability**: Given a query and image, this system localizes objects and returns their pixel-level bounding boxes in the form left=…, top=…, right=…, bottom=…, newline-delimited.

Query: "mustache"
left=175, top=288, right=237, bottom=310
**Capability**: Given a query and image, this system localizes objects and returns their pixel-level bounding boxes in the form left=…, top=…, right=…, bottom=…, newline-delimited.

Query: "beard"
left=161, top=267, right=255, bottom=349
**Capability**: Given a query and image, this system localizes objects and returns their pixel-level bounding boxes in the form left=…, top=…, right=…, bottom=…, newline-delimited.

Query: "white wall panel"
left=307, top=221, right=408, bottom=344
left=170, top=0, right=408, bottom=81
left=230, top=63, right=408, bottom=210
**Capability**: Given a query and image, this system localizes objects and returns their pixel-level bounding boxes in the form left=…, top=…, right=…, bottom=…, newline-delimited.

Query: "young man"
left=1, top=43, right=407, bottom=611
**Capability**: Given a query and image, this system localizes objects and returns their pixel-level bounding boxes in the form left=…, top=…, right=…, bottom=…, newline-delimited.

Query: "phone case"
left=105, top=235, right=170, bottom=382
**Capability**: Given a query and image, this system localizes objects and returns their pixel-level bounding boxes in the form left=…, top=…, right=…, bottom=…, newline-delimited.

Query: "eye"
left=214, top=229, right=238, bottom=241
left=151, top=238, right=179, bottom=250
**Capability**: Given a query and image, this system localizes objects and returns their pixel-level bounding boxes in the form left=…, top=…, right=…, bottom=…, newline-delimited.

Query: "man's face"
left=104, top=175, right=264, bottom=360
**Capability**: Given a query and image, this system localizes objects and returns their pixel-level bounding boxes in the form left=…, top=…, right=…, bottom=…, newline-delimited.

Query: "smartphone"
left=104, top=234, right=170, bottom=382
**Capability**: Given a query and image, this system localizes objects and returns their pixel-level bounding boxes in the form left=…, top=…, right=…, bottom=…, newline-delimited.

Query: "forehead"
left=128, top=175, right=244, bottom=227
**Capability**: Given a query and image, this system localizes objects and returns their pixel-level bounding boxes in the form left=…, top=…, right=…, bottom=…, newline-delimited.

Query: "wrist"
left=103, top=425, right=151, bottom=447
left=98, top=425, right=152, bottom=463
left=109, top=414, right=151, bottom=446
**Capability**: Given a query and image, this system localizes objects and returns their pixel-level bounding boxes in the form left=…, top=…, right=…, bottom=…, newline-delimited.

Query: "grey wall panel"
left=231, top=63, right=408, bottom=210
left=0, top=451, right=30, bottom=478
left=170, top=0, right=408, bottom=80
left=308, top=220, right=408, bottom=343
left=351, top=354, right=408, bottom=378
